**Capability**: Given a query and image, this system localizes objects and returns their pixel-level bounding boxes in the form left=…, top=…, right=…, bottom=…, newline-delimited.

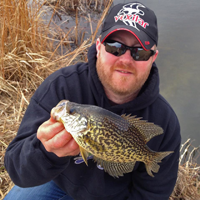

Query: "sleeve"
left=127, top=113, right=181, bottom=200
left=4, top=97, right=72, bottom=187
left=3, top=67, right=77, bottom=188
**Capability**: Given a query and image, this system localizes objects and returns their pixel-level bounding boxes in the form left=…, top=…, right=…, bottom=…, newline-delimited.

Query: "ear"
left=152, top=49, right=159, bottom=62
left=96, top=38, right=101, bottom=58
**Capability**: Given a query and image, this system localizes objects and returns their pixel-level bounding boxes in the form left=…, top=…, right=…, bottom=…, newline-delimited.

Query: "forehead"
left=107, top=30, right=140, bottom=46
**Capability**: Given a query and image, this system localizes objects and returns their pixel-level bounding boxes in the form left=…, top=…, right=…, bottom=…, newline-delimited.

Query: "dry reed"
left=46, top=0, right=110, bottom=13
left=170, top=139, right=200, bottom=200
left=0, top=0, right=57, bottom=93
left=0, top=0, right=199, bottom=199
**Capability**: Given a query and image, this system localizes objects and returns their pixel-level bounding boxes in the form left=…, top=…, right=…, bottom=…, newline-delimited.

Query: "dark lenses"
left=103, top=41, right=156, bottom=61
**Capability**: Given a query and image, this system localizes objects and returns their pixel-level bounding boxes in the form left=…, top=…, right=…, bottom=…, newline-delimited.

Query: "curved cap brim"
left=100, top=25, right=155, bottom=50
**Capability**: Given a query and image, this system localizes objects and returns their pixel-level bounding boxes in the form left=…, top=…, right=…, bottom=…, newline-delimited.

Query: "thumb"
left=49, top=115, right=57, bottom=123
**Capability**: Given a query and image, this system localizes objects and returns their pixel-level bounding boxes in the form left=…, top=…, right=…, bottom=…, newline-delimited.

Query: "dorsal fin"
left=121, top=114, right=163, bottom=143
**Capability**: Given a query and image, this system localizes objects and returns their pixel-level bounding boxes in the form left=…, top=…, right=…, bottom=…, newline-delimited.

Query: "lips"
left=115, top=69, right=133, bottom=74
left=113, top=63, right=134, bottom=75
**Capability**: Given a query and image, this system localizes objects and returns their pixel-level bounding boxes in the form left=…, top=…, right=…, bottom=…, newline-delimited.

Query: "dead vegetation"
left=46, top=0, right=109, bottom=13
left=169, top=139, right=200, bottom=200
left=0, top=0, right=199, bottom=199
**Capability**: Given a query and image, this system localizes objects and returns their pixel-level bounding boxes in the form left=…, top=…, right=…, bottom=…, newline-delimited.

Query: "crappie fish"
left=51, top=100, right=173, bottom=178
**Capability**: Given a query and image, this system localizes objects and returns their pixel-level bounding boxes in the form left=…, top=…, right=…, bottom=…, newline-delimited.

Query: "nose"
left=120, top=49, right=134, bottom=63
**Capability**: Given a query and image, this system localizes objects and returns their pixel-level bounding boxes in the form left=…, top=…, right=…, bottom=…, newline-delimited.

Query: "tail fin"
left=146, top=151, right=173, bottom=177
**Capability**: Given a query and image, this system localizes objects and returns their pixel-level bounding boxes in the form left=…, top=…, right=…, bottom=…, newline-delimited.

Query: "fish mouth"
left=51, top=100, right=70, bottom=121
left=51, top=107, right=65, bottom=121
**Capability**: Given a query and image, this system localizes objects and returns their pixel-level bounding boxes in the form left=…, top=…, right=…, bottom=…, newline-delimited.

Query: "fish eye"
left=69, top=108, right=76, bottom=114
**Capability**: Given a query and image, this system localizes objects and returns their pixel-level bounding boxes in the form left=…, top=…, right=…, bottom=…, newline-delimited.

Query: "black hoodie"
left=5, top=44, right=181, bottom=200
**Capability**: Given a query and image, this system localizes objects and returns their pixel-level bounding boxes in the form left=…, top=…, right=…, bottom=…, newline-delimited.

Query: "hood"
left=87, top=44, right=160, bottom=115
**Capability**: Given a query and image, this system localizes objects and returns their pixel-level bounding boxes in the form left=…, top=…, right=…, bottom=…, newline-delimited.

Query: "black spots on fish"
left=92, top=120, right=103, bottom=128
left=90, top=127, right=99, bottom=135
left=83, top=134, right=90, bottom=140
left=113, top=150, right=121, bottom=155
left=98, top=136, right=106, bottom=145
left=82, top=133, right=106, bottom=153
left=103, top=139, right=111, bottom=146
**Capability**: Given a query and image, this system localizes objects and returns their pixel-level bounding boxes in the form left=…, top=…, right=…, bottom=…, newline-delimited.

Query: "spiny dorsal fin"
left=93, top=156, right=136, bottom=178
left=121, top=114, right=163, bottom=143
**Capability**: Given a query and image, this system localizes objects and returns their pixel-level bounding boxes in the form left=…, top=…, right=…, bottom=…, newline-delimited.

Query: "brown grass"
left=170, top=140, right=200, bottom=200
left=0, top=0, right=199, bottom=199
left=46, top=0, right=109, bottom=13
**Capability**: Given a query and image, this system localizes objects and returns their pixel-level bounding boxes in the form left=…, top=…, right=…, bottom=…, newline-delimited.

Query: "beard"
left=96, top=53, right=151, bottom=98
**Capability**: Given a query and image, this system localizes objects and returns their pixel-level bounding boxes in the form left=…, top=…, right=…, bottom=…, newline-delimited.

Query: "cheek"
left=135, top=61, right=152, bottom=74
left=103, top=55, right=116, bottom=67
left=99, top=46, right=118, bottom=65
left=129, top=62, right=152, bottom=84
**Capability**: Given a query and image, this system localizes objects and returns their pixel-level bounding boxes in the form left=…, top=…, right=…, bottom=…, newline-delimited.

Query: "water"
left=113, top=0, right=200, bottom=149
left=48, top=0, right=200, bottom=149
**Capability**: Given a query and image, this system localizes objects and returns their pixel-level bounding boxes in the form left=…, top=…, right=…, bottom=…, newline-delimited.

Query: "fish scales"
left=51, top=100, right=173, bottom=178
left=87, top=118, right=135, bottom=162
left=87, top=118, right=146, bottom=162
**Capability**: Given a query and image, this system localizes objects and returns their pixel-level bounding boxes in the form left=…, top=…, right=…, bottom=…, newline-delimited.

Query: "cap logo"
left=114, top=3, right=149, bottom=31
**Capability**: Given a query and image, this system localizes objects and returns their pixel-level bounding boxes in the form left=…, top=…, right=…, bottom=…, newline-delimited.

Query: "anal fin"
left=93, top=156, right=136, bottom=178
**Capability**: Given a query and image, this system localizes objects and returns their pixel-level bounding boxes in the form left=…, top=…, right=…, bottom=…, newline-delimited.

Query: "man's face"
left=96, top=30, right=158, bottom=103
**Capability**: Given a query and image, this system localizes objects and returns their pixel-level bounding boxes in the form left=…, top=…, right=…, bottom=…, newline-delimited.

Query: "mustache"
left=112, top=62, right=135, bottom=72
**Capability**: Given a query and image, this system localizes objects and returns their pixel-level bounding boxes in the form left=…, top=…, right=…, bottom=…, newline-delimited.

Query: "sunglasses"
left=103, top=40, right=156, bottom=61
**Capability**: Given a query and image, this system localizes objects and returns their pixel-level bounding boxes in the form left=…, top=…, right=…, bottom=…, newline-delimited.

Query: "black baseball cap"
left=100, top=2, right=158, bottom=50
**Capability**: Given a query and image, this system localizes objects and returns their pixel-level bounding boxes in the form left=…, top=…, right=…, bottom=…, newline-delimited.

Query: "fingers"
left=48, top=138, right=80, bottom=157
left=47, top=128, right=73, bottom=149
left=37, top=118, right=66, bottom=141
left=37, top=118, right=80, bottom=157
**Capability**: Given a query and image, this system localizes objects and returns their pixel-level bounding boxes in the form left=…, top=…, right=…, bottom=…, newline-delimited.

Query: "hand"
left=37, top=117, right=80, bottom=157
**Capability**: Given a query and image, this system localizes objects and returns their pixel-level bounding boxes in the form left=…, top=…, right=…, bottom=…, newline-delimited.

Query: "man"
left=4, top=2, right=181, bottom=200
